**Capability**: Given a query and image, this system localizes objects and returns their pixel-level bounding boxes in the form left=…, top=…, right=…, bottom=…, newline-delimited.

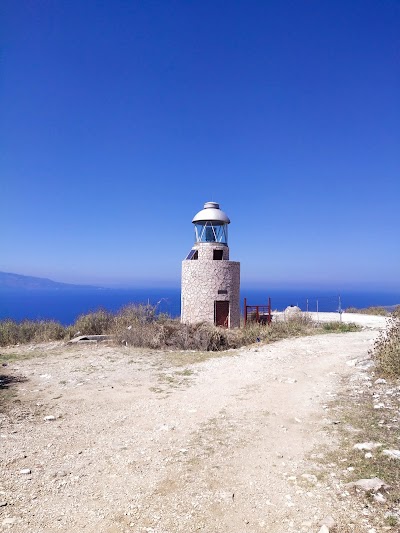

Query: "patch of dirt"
left=0, top=330, right=383, bottom=532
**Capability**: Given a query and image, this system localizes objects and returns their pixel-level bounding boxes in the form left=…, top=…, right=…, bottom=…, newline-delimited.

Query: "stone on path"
left=345, top=477, right=390, bottom=493
left=2, top=518, right=16, bottom=525
left=319, top=515, right=336, bottom=529
left=382, top=449, right=400, bottom=460
left=353, top=442, right=382, bottom=451
left=373, top=492, right=386, bottom=503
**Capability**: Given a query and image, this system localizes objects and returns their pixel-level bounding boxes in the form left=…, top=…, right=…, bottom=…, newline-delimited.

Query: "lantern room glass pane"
left=194, top=222, right=228, bottom=244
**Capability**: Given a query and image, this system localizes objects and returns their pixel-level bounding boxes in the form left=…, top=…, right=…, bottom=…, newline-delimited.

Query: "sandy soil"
left=0, top=315, right=386, bottom=533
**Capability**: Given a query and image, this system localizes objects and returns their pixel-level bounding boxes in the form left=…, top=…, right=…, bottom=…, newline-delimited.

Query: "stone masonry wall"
left=181, top=247, right=240, bottom=328
left=193, top=242, right=230, bottom=261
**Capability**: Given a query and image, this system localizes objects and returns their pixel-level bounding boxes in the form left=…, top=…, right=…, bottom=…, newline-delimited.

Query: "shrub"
left=113, top=318, right=230, bottom=351
left=322, top=322, right=360, bottom=333
left=0, top=319, right=65, bottom=346
left=372, top=313, right=400, bottom=377
left=31, top=320, right=65, bottom=342
left=346, top=306, right=388, bottom=316
left=73, top=309, right=114, bottom=335
left=0, top=305, right=362, bottom=350
left=393, top=305, right=400, bottom=318
left=0, top=319, right=20, bottom=346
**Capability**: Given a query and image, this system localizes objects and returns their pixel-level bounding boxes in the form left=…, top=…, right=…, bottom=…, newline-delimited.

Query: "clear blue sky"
left=1, top=1, right=399, bottom=289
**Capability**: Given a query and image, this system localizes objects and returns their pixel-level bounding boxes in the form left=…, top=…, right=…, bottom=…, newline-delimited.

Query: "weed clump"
left=0, top=319, right=65, bottom=346
left=372, top=313, right=400, bottom=377
left=346, top=306, right=389, bottom=316
left=322, top=321, right=360, bottom=333
left=0, top=307, right=361, bottom=351
left=113, top=317, right=230, bottom=351
left=74, top=309, right=114, bottom=335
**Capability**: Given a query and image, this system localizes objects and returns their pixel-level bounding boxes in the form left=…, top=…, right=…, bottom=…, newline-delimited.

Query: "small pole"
left=338, top=294, right=342, bottom=322
left=244, top=298, right=247, bottom=326
left=268, top=297, right=272, bottom=324
left=306, top=298, right=309, bottom=312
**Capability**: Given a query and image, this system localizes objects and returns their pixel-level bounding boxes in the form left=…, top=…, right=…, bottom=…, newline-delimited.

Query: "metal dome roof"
left=192, top=202, right=230, bottom=224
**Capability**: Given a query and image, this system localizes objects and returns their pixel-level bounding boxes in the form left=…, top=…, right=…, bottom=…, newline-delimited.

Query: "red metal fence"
left=244, top=297, right=272, bottom=326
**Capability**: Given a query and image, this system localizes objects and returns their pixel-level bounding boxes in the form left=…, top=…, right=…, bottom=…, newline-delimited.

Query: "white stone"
left=373, top=492, right=386, bottom=503
left=382, top=449, right=400, bottom=460
left=301, top=473, right=318, bottom=484
left=353, top=442, right=382, bottom=451
left=345, top=477, right=390, bottom=492
left=319, top=515, right=336, bottom=529
left=2, top=518, right=16, bottom=525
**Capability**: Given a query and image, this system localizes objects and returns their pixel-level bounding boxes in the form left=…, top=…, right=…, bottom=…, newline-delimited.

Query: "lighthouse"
left=181, top=201, right=240, bottom=328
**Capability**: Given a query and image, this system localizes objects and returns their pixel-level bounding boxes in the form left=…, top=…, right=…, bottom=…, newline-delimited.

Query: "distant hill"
left=0, top=272, right=100, bottom=290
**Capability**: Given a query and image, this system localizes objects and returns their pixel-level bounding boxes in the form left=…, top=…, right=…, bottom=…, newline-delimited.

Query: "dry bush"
left=162, top=322, right=229, bottom=351
left=31, top=320, right=65, bottom=342
left=0, top=304, right=364, bottom=350
left=346, top=306, right=389, bottom=316
left=322, top=321, right=360, bottom=333
left=113, top=317, right=230, bottom=352
left=372, top=313, right=400, bottom=377
left=73, top=309, right=114, bottom=335
left=111, top=304, right=164, bottom=349
left=228, top=313, right=318, bottom=348
left=0, top=319, right=65, bottom=346
left=114, top=322, right=163, bottom=349
left=113, top=303, right=157, bottom=328
left=0, top=319, right=20, bottom=346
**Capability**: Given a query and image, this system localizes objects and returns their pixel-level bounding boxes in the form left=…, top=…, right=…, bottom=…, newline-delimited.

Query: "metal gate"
left=243, top=297, right=272, bottom=325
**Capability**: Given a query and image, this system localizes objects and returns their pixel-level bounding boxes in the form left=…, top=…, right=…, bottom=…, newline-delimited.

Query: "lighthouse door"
left=215, top=301, right=229, bottom=327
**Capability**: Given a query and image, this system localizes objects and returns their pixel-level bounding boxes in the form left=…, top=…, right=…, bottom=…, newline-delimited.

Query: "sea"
left=1, top=287, right=400, bottom=325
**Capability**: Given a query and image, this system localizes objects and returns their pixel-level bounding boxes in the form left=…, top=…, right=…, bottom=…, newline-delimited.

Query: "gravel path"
left=0, top=323, right=384, bottom=533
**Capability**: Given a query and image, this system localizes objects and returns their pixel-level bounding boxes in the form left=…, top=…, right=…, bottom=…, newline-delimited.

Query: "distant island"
left=0, top=271, right=101, bottom=290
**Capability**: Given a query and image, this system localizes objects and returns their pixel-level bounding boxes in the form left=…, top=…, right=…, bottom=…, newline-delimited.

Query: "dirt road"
left=0, top=327, right=382, bottom=533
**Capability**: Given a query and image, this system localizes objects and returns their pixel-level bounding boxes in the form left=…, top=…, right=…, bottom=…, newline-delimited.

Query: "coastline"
left=1, top=287, right=400, bottom=325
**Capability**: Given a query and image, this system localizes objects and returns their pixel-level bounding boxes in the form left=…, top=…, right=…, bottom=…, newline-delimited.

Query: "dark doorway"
left=213, top=249, right=223, bottom=260
left=215, top=300, right=229, bottom=327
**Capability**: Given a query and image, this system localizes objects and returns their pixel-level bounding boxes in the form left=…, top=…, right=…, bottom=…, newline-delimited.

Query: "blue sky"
left=1, top=1, right=399, bottom=289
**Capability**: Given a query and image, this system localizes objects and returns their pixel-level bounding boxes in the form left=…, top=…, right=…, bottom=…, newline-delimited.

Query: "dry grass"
left=0, top=306, right=361, bottom=352
left=321, top=321, right=360, bottom=333
left=346, top=306, right=390, bottom=316
left=372, top=312, right=400, bottom=377
left=0, top=319, right=65, bottom=346
left=314, top=372, right=400, bottom=532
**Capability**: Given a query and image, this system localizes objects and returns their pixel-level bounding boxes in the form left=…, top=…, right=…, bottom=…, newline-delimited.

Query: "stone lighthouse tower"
left=181, top=201, right=240, bottom=328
